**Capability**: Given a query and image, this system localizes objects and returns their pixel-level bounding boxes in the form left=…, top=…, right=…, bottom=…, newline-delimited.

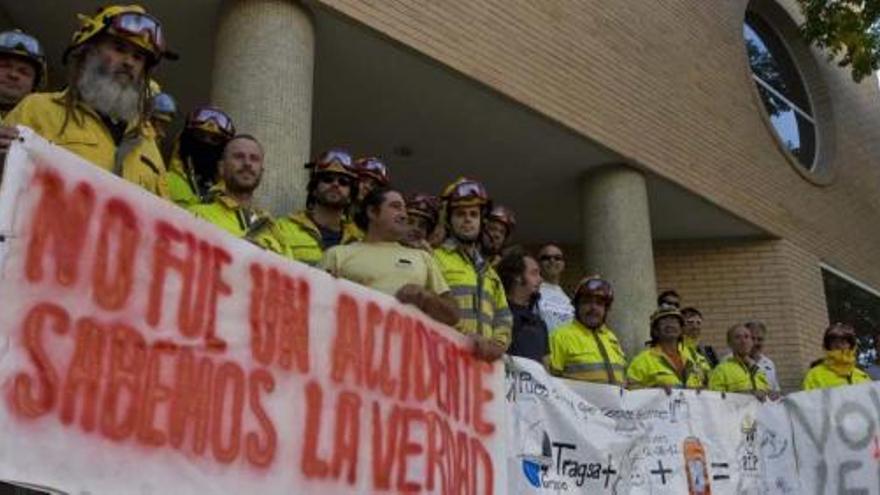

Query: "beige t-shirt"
left=320, top=241, right=450, bottom=297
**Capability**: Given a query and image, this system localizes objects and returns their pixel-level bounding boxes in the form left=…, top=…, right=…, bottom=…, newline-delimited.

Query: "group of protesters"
left=0, top=4, right=875, bottom=404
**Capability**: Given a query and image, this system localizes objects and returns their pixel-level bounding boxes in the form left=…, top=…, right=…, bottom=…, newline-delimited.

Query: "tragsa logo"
left=520, top=430, right=553, bottom=488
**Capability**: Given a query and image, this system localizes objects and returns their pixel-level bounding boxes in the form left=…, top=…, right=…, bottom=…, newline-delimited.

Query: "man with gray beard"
left=0, top=5, right=175, bottom=197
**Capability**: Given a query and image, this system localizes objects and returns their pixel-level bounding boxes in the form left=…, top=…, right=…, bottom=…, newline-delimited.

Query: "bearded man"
left=0, top=5, right=174, bottom=196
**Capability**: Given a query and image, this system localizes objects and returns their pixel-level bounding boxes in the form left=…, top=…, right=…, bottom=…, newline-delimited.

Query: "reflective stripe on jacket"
left=708, top=356, right=770, bottom=393
left=433, top=240, right=512, bottom=347
left=548, top=320, right=626, bottom=384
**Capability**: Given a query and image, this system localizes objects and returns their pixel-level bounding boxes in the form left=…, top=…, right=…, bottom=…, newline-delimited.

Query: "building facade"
left=3, top=0, right=880, bottom=390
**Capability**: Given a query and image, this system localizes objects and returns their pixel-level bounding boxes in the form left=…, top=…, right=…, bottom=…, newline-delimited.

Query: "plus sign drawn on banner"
left=602, top=455, right=618, bottom=488
left=651, top=460, right=672, bottom=485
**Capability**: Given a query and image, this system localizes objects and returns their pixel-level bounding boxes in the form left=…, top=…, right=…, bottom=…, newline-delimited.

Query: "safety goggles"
left=310, top=149, right=358, bottom=178
left=355, top=157, right=389, bottom=183
left=107, top=12, right=166, bottom=55
left=316, top=150, right=353, bottom=168
left=446, top=179, right=488, bottom=202
left=186, top=107, right=235, bottom=137
left=0, top=31, right=44, bottom=59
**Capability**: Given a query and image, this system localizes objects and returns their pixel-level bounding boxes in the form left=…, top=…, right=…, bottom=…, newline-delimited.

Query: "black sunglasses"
left=540, top=254, right=564, bottom=262
left=318, top=174, right=353, bottom=187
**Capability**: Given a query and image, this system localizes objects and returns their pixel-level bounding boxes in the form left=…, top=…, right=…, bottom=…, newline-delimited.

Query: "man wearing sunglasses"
left=273, top=149, right=362, bottom=266
left=167, top=106, right=236, bottom=206
left=1, top=5, right=174, bottom=197
left=0, top=30, right=45, bottom=119
left=188, top=134, right=283, bottom=254
left=536, top=243, right=574, bottom=332
left=434, top=177, right=512, bottom=362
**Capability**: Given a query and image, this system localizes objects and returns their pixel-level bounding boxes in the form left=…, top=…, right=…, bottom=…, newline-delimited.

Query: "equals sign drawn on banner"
left=712, top=462, right=730, bottom=481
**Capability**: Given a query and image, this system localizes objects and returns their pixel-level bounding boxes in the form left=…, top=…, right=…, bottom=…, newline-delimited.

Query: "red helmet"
left=354, top=156, right=390, bottom=185
left=406, top=193, right=440, bottom=228
left=573, top=276, right=614, bottom=308
left=306, top=148, right=358, bottom=179
left=487, top=204, right=516, bottom=233
left=440, top=177, right=490, bottom=209
left=823, top=322, right=857, bottom=350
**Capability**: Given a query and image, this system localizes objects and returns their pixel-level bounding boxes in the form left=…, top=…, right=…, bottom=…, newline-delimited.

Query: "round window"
left=743, top=13, right=817, bottom=171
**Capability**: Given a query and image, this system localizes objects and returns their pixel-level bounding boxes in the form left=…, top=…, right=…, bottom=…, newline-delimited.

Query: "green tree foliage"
left=796, top=0, right=880, bottom=82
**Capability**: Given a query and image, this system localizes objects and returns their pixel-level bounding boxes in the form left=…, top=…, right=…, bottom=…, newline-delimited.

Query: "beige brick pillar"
left=211, top=0, right=314, bottom=214
left=581, top=165, right=657, bottom=357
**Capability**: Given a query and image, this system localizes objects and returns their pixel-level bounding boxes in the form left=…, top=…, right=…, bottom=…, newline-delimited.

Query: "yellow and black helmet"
left=0, top=29, right=46, bottom=88
left=65, top=4, right=177, bottom=65
left=440, top=177, right=491, bottom=209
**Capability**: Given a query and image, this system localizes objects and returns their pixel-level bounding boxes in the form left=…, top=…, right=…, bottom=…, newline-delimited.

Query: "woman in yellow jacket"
left=803, top=323, right=870, bottom=390
left=627, top=307, right=706, bottom=391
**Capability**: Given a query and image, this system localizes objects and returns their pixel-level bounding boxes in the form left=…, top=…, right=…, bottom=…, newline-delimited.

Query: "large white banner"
left=506, top=357, right=880, bottom=495
left=0, top=128, right=506, bottom=494
left=505, top=358, right=793, bottom=494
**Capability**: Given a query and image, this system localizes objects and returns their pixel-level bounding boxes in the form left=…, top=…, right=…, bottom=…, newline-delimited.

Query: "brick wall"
left=316, top=0, right=880, bottom=293
left=653, top=239, right=828, bottom=391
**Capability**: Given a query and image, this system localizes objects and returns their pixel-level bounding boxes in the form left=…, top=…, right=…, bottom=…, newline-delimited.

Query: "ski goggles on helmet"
left=0, top=30, right=44, bottom=61
left=354, top=157, right=390, bottom=185
left=106, top=11, right=167, bottom=58
left=308, top=149, right=358, bottom=178
left=186, top=107, right=235, bottom=138
left=442, top=178, right=489, bottom=206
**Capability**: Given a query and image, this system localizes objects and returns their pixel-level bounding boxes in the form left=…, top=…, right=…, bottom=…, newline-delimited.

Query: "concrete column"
left=211, top=0, right=314, bottom=214
left=581, top=165, right=657, bottom=357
